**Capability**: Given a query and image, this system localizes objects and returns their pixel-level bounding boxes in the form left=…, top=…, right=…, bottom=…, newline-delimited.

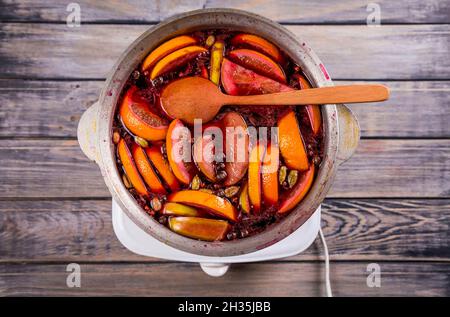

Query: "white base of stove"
left=112, top=200, right=321, bottom=276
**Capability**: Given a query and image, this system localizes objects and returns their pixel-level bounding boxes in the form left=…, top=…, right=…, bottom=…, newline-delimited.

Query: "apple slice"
left=168, top=190, right=238, bottom=222
left=222, top=112, right=249, bottom=186
left=193, top=134, right=217, bottom=182
left=150, top=45, right=207, bottom=79
left=239, top=182, right=251, bottom=213
left=278, top=164, right=315, bottom=214
left=231, top=34, right=283, bottom=63
left=161, top=202, right=203, bottom=217
left=298, top=75, right=322, bottom=135
left=131, top=143, right=166, bottom=194
left=166, top=119, right=197, bottom=185
left=209, top=40, right=225, bottom=85
left=117, top=139, right=149, bottom=197
left=142, top=35, right=197, bottom=72
left=145, top=144, right=180, bottom=192
left=278, top=110, right=309, bottom=171
left=119, top=86, right=168, bottom=141
left=228, top=49, right=286, bottom=83
left=221, top=59, right=292, bottom=95
left=248, top=143, right=265, bottom=213
left=168, top=217, right=231, bottom=241
left=261, top=143, right=279, bottom=206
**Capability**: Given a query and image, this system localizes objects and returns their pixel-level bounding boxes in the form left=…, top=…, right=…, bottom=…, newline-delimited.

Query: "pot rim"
left=96, top=8, right=340, bottom=257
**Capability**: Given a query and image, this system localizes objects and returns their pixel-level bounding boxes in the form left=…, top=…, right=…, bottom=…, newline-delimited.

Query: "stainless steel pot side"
left=77, top=9, right=360, bottom=257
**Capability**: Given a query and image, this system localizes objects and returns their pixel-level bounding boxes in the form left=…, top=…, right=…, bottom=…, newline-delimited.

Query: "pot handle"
left=77, top=101, right=100, bottom=163
left=200, top=263, right=230, bottom=277
left=336, top=104, right=360, bottom=164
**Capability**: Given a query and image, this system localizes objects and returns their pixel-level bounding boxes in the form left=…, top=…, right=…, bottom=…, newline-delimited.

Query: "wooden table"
left=1, top=0, right=449, bottom=296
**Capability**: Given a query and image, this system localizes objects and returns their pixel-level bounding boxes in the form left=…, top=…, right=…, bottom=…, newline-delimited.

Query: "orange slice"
left=142, top=35, right=197, bottom=72
left=248, top=143, right=265, bottom=213
left=117, top=139, right=148, bottom=197
left=131, top=143, right=166, bottom=194
left=261, top=143, right=279, bottom=206
left=278, top=110, right=309, bottom=171
left=168, top=190, right=238, bottom=222
left=231, top=34, right=283, bottom=63
left=278, top=165, right=315, bottom=214
left=119, top=86, right=168, bottom=141
left=145, top=144, right=180, bottom=192
left=150, top=45, right=207, bottom=79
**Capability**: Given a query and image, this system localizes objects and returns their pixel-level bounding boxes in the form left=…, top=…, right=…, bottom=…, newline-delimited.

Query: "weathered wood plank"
left=0, top=80, right=98, bottom=138
left=345, top=81, right=450, bottom=138
left=1, top=24, right=449, bottom=80
left=332, top=139, right=450, bottom=198
left=1, top=139, right=449, bottom=198
left=2, top=80, right=449, bottom=138
left=1, top=262, right=448, bottom=296
left=0, top=140, right=110, bottom=198
left=0, top=199, right=449, bottom=262
left=1, top=0, right=449, bottom=24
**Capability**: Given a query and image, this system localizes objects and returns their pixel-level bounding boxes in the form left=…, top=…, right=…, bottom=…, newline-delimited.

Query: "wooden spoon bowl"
left=160, top=77, right=389, bottom=124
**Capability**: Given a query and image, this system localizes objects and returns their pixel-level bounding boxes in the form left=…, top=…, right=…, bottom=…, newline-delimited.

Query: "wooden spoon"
left=160, top=77, right=389, bottom=124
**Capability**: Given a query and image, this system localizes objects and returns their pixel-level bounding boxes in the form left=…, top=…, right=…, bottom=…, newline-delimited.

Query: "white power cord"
left=319, top=227, right=333, bottom=297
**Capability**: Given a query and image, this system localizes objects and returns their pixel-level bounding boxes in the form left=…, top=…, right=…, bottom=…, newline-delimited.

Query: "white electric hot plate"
left=112, top=199, right=321, bottom=276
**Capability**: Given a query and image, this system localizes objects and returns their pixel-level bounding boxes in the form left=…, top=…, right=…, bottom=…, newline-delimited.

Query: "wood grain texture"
left=1, top=262, right=449, bottom=296
left=0, top=199, right=449, bottom=262
left=1, top=80, right=450, bottom=138
left=332, top=139, right=450, bottom=198
left=1, top=0, right=449, bottom=24
left=0, top=0, right=448, bottom=298
left=1, top=139, right=449, bottom=198
left=344, top=81, right=450, bottom=138
left=1, top=24, right=449, bottom=80
left=0, top=140, right=110, bottom=198
left=0, top=80, right=99, bottom=138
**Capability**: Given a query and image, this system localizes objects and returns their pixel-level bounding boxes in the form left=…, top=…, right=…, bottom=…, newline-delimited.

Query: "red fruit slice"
left=166, top=119, right=197, bottom=185
left=200, top=64, right=208, bottom=78
left=131, top=143, right=166, bottom=194
left=228, top=49, right=286, bottom=83
left=193, top=134, right=217, bottom=182
left=231, top=34, right=283, bottom=63
left=168, top=190, right=238, bottom=222
left=298, top=75, right=322, bottom=135
left=145, top=144, right=180, bottom=192
left=117, top=139, right=149, bottom=197
left=119, top=86, right=168, bottom=141
left=278, top=164, right=315, bottom=214
left=221, top=59, right=292, bottom=95
left=222, top=112, right=249, bottom=186
left=278, top=110, right=309, bottom=171
left=248, top=143, right=265, bottom=213
left=168, top=217, right=231, bottom=241
left=261, top=143, right=279, bottom=206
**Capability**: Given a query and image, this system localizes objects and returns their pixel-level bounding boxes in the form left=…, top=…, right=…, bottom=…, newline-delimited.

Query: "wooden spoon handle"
left=224, top=84, right=389, bottom=106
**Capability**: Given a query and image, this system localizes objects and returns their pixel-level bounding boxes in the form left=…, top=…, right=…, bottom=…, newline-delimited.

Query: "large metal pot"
left=77, top=8, right=360, bottom=257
